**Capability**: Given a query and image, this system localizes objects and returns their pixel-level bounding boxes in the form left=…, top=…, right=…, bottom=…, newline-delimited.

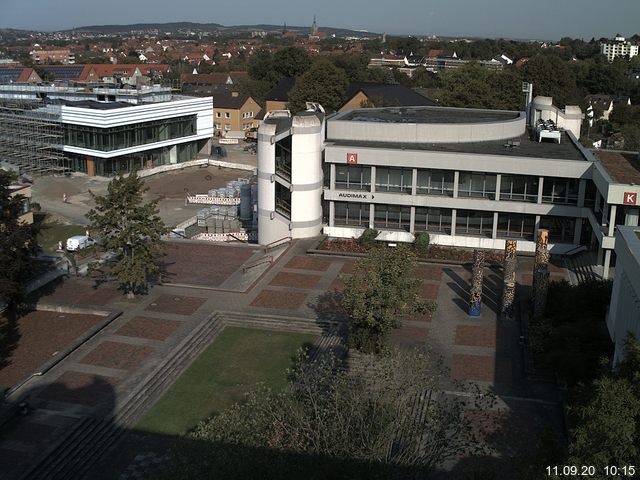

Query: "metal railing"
left=263, top=236, right=292, bottom=253
left=242, top=255, right=273, bottom=273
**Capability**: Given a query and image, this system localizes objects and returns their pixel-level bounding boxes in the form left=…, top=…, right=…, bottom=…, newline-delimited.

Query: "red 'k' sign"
left=623, top=192, right=637, bottom=205
left=346, top=153, right=358, bottom=164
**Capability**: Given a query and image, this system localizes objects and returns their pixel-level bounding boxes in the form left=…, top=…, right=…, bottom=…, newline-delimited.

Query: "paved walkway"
left=0, top=239, right=567, bottom=479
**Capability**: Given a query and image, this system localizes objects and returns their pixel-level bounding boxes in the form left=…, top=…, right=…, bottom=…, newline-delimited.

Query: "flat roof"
left=592, top=150, right=640, bottom=184
left=328, top=130, right=586, bottom=161
left=336, top=106, right=520, bottom=124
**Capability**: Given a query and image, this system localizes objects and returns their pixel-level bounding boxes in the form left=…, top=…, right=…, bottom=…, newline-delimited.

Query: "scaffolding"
left=0, top=99, right=66, bottom=175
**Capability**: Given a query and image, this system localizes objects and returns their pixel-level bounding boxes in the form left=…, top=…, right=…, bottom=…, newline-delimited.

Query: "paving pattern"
left=0, top=239, right=569, bottom=479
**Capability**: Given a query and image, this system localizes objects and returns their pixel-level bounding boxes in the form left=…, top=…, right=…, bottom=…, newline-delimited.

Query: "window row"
left=333, top=202, right=577, bottom=242
left=333, top=166, right=580, bottom=205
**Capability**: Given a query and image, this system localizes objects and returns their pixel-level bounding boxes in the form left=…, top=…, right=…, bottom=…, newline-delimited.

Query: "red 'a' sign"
left=346, top=153, right=358, bottom=164
left=623, top=192, right=637, bottom=205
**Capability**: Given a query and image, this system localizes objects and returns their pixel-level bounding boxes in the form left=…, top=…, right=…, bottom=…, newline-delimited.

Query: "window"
left=335, top=165, right=372, bottom=191
left=496, top=213, right=535, bottom=240
left=216, top=112, right=221, bottom=118
left=539, top=216, right=575, bottom=243
left=414, top=207, right=452, bottom=234
left=275, top=136, right=292, bottom=181
left=456, top=209, right=493, bottom=237
left=275, top=182, right=291, bottom=219
left=375, top=167, right=412, bottom=193
left=373, top=204, right=411, bottom=231
left=457, top=172, right=497, bottom=199
left=224, top=112, right=230, bottom=119
left=224, top=125, right=231, bottom=131
left=500, top=175, right=539, bottom=203
left=416, top=169, right=454, bottom=196
left=334, top=202, right=370, bottom=226
left=542, top=177, right=579, bottom=205
left=215, top=123, right=221, bottom=129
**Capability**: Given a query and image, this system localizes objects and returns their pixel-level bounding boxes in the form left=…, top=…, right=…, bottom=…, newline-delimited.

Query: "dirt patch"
left=143, top=167, right=252, bottom=199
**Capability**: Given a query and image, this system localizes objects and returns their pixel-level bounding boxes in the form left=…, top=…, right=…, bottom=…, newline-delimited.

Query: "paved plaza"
left=0, top=239, right=567, bottom=478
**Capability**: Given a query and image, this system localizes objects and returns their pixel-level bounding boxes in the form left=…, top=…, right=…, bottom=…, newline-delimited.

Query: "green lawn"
left=136, top=327, right=317, bottom=435
left=37, top=222, right=86, bottom=253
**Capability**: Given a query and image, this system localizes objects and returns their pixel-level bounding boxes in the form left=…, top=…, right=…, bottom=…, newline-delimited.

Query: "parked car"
left=66, top=235, right=96, bottom=252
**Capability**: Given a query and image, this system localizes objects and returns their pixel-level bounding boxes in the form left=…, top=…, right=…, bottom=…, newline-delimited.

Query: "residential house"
left=8, top=184, right=33, bottom=225
left=0, top=67, right=41, bottom=84
left=180, top=72, right=248, bottom=97
left=213, top=92, right=261, bottom=137
left=264, top=77, right=296, bottom=112
left=339, top=83, right=435, bottom=111
left=586, top=94, right=631, bottom=121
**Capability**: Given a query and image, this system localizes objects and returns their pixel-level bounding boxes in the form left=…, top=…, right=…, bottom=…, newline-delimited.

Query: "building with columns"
left=256, top=98, right=640, bottom=278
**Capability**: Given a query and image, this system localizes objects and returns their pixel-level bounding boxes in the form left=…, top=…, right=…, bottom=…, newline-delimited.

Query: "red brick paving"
left=144, top=294, right=207, bottom=316
left=269, top=272, right=322, bottom=289
left=340, top=261, right=356, bottom=274
left=37, top=371, right=120, bottom=406
left=520, top=273, right=533, bottom=286
left=79, top=341, right=154, bottom=370
left=389, top=326, right=428, bottom=345
left=115, top=316, right=181, bottom=341
left=455, top=325, right=497, bottom=348
left=451, top=354, right=512, bottom=384
left=0, top=311, right=104, bottom=389
left=329, top=276, right=347, bottom=292
left=33, top=278, right=119, bottom=306
left=161, top=243, right=257, bottom=287
left=415, top=265, right=443, bottom=281
left=250, top=290, right=308, bottom=310
left=285, top=256, right=331, bottom=272
left=421, top=282, right=440, bottom=299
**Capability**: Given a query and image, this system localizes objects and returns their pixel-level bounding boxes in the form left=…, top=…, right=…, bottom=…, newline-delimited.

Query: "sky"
left=1, top=0, right=639, bottom=41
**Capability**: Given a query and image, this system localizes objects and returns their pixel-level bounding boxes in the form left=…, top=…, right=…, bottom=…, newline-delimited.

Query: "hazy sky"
left=1, top=0, right=639, bottom=40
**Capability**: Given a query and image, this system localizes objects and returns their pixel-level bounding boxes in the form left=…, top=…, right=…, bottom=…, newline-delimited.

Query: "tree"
left=86, top=170, right=167, bottom=298
left=0, top=171, right=39, bottom=312
left=272, top=46, right=312, bottom=78
left=341, top=246, right=436, bottom=353
left=287, top=60, right=349, bottom=113
left=522, top=55, right=579, bottom=107
left=169, top=348, right=490, bottom=479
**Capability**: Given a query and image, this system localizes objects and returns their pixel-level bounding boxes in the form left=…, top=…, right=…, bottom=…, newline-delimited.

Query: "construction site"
left=0, top=98, right=66, bottom=175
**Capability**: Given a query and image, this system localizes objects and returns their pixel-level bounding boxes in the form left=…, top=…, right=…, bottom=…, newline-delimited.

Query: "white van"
left=66, top=235, right=96, bottom=252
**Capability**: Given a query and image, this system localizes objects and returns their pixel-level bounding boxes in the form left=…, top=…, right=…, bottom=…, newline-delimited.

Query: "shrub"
left=414, top=232, right=430, bottom=255
left=358, top=228, right=379, bottom=247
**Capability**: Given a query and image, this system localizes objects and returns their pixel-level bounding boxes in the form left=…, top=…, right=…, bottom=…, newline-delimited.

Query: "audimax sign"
left=337, top=192, right=374, bottom=200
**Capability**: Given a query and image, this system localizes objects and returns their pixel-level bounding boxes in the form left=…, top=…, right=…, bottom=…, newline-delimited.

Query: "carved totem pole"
left=501, top=239, right=518, bottom=319
left=468, top=249, right=485, bottom=317
left=532, top=229, right=550, bottom=319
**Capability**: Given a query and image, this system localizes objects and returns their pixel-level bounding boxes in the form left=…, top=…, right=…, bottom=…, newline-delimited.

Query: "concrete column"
left=369, top=203, right=375, bottom=228
left=625, top=207, right=640, bottom=226
left=537, top=176, right=544, bottom=204
left=577, top=179, right=586, bottom=207
left=329, top=201, right=335, bottom=227
left=573, top=218, right=583, bottom=244
left=603, top=249, right=612, bottom=280
left=594, top=191, right=601, bottom=213
left=451, top=209, right=457, bottom=236
left=411, top=168, right=417, bottom=196
left=410, top=206, right=415, bottom=233
left=492, top=212, right=498, bottom=239
left=602, top=202, right=609, bottom=228
left=608, top=204, right=617, bottom=236
left=453, top=171, right=459, bottom=198
left=495, top=174, right=501, bottom=201
left=371, top=166, right=376, bottom=193
left=330, top=163, right=336, bottom=190
left=534, top=215, right=541, bottom=238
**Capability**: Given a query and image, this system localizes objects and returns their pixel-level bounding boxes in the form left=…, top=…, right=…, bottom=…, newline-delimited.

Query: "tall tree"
left=86, top=170, right=167, bottom=298
left=341, top=246, right=436, bottom=353
left=522, top=55, right=579, bottom=107
left=287, top=59, right=349, bottom=113
left=0, top=171, right=38, bottom=312
left=272, top=46, right=312, bottom=78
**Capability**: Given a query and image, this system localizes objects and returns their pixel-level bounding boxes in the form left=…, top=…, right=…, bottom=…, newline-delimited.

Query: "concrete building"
left=256, top=97, right=640, bottom=278
left=0, top=84, right=213, bottom=176
left=600, top=35, right=639, bottom=62
left=607, top=225, right=640, bottom=364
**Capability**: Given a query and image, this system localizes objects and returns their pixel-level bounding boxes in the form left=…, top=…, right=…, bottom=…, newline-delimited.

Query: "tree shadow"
left=0, top=309, right=21, bottom=373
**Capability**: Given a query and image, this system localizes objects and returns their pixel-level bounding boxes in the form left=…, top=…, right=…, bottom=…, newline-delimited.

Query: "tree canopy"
left=86, top=170, right=167, bottom=298
left=287, top=59, right=349, bottom=113
left=0, top=172, right=38, bottom=312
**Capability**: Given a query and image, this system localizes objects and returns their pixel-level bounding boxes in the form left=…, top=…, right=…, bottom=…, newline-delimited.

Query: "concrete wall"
left=530, top=96, right=582, bottom=138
